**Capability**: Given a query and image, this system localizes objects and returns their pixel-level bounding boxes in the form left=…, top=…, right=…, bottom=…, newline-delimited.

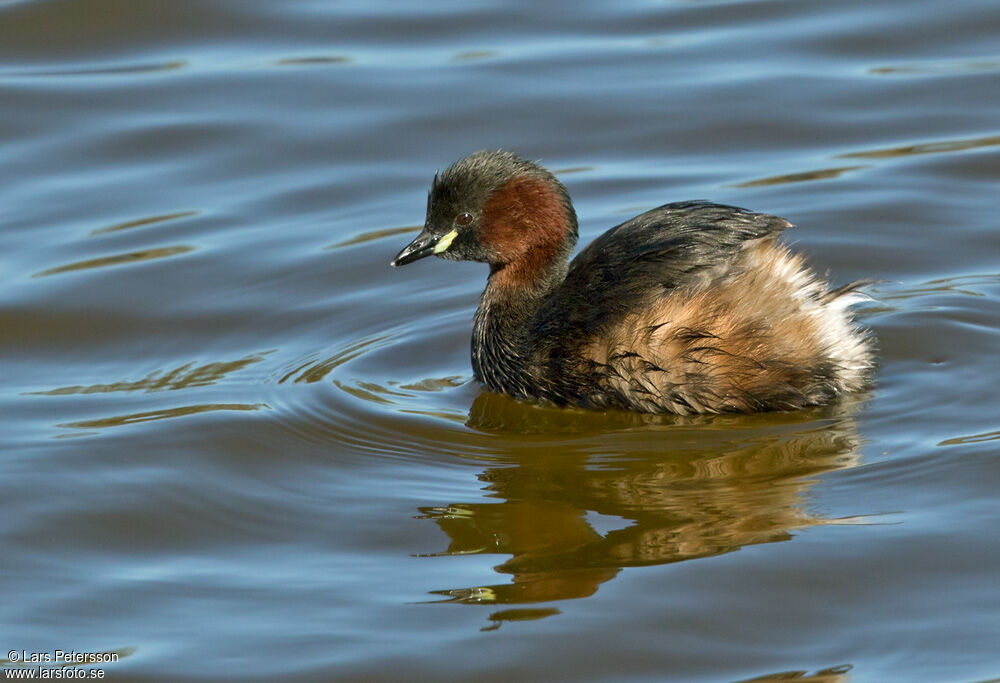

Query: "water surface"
left=2, top=0, right=999, bottom=681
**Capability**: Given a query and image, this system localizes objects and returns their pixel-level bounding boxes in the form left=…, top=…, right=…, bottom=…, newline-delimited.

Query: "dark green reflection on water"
left=420, top=393, right=864, bottom=621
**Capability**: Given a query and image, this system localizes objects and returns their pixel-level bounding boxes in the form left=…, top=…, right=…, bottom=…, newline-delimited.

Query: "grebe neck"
left=472, top=259, right=567, bottom=396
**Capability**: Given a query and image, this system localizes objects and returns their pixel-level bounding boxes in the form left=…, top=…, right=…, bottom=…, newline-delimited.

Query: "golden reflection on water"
left=30, top=354, right=269, bottom=396
left=450, top=50, right=499, bottom=63
left=733, top=165, right=867, bottom=188
left=398, top=376, right=465, bottom=392
left=733, top=132, right=1000, bottom=189
left=868, top=57, right=1000, bottom=76
left=56, top=402, right=266, bottom=430
left=735, top=665, right=852, bottom=683
left=876, top=274, right=998, bottom=301
left=33, top=245, right=194, bottom=277
left=4, top=61, right=187, bottom=78
left=91, top=210, right=198, bottom=236
left=839, top=133, right=1000, bottom=159
left=419, top=393, right=864, bottom=623
left=938, top=428, right=1000, bottom=446
left=325, top=225, right=419, bottom=250
left=275, top=55, right=352, bottom=67
left=279, top=335, right=392, bottom=383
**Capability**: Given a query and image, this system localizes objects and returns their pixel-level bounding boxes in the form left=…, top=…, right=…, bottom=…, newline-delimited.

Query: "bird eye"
left=456, top=212, right=474, bottom=226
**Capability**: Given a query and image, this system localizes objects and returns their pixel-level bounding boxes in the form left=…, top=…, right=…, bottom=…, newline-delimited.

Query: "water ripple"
left=33, top=245, right=194, bottom=277
left=276, top=335, right=393, bottom=384
left=274, top=55, right=352, bottom=67
left=1, top=60, right=187, bottom=79
left=91, top=210, right=198, bottom=236
left=450, top=50, right=499, bottom=64
left=29, top=354, right=269, bottom=396
left=875, top=274, right=1000, bottom=302
left=57, top=403, right=267, bottom=430
left=326, top=225, right=419, bottom=250
left=840, top=133, right=1000, bottom=159
left=869, top=57, right=1000, bottom=76
left=734, top=165, right=867, bottom=188
left=938, top=428, right=1000, bottom=447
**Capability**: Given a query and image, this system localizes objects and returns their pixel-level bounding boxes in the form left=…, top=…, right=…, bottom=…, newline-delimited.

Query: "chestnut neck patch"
left=480, top=175, right=571, bottom=289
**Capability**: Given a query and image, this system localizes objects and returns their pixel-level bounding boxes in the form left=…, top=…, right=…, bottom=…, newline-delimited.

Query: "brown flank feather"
left=582, top=241, right=864, bottom=414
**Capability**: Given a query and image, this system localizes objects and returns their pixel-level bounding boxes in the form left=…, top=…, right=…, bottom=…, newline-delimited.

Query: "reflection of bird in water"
left=418, top=392, right=866, bottom=628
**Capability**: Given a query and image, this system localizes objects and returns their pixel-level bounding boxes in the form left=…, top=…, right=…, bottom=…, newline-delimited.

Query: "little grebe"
left=391, top=150, right=873, bottom=414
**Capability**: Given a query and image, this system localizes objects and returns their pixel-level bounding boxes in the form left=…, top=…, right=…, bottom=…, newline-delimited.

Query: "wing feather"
left=534, top=201, right=793, bottom=335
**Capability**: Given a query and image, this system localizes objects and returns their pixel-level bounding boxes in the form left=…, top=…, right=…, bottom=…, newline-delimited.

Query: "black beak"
left=390, top=229, right=438, bottom=267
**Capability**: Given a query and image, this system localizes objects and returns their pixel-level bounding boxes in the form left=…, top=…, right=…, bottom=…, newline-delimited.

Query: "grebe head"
left=391, top=150, right=578, bottom=278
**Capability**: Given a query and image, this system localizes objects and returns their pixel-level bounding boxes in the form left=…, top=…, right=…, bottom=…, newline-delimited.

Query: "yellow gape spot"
left=433, top=229, right=458, bottom=254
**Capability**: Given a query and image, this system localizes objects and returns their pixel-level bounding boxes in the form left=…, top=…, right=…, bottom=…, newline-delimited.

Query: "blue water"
left=1, top=1, right=999, bottom=681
